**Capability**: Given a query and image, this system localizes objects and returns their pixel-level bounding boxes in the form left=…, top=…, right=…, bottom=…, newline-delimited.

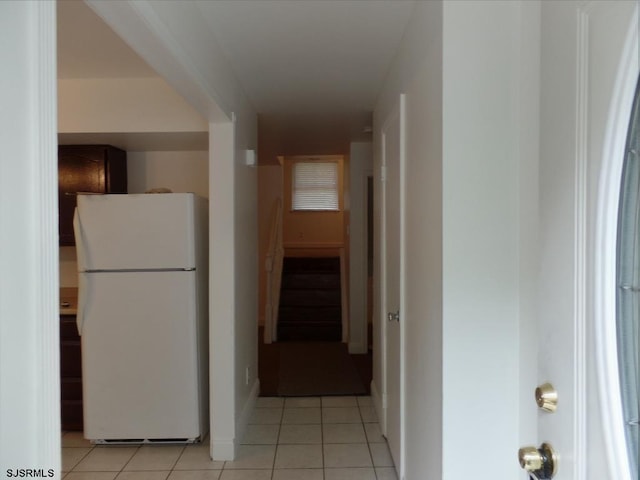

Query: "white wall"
left=374, top=1, right=540, bottom=478
left=128, top=150, right=209, bottom=198
left=0, top=0, right=60, bottom=472
left=58, top=77, right=208, bottom=134
left=374, top=1, right=443, bottom=478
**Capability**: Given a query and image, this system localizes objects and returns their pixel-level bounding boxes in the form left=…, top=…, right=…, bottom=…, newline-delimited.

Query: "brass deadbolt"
left=535, top=383, right=558, bottom=412
left=518, top=443, right=558, bottom=479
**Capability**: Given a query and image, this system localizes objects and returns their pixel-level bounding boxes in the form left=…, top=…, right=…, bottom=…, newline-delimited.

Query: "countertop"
left=60, top=287, right=78, bottom=315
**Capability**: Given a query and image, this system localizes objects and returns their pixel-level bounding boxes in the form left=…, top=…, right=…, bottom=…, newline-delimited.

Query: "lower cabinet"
left=60, top=315, right=83, bottom=431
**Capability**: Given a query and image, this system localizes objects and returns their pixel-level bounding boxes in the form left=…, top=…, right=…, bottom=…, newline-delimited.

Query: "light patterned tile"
left=284, top=397, right=321, bottom=408
left=73, top=447, right=138, bottom=472
left=356, top=397, right=372, bottom=407
left=375, top=467, right=398, bottom=480
left=274, top=444, right=323, bottom=469
left=255, top=397, right=285, bottom=408
left=281, top=407, right=321, bottom=425
left=272, top=469, right=323, bottom=480
left=223, top=445, right=276, bottom=470
left=322, top=407, right=361, bottom=424
left=321, top=396, right=358, bottom=407
left=324, top=468, right=376, bottom=480
left=323, top=424, right=366, bottom=444
left=241, top=424, right=280, bottom=445
left=64, top=473, right=117, bottom=480
left=249, top=407, right=283, bottom=425
left=323, top=444, right=372, bottom=468
left=62, top=447, right=92, bottom=472
left=114, top=472, right=170, bottom=480
left=363, top=423, right=384, bottom=444
left=358, top=407, right=378, bottom=423
left=218, top=471, right=272, bottom=480
left=124, top=446, right=184, bottom=471
left=167, top=472, right=221, bottom=480
left=369, top=443, right=394, bottom=467
left=173, top=445, right=225, bottom=470
left=278, top=424, right=322, bottom=444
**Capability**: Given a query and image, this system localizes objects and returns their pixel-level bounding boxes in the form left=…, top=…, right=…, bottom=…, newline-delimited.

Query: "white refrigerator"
left=73, top=193, right=209, bottom=444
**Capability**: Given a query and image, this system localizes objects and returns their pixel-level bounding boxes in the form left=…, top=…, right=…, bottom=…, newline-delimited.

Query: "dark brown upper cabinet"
left=58, top=145, right=127, bottom=246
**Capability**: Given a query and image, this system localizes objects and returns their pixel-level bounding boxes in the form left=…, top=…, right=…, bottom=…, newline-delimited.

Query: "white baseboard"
left=211, top=438, right=235, bottom=461
left=370, top=379, right=386, bottom=436
left=235, top=378, right=260, bottom=446
left=211, top=379, right=260, bottom=461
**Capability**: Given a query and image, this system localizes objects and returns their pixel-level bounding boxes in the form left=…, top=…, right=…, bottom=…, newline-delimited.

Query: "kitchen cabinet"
left=60, top=314, right=83, bottom=431
left=58, top=145, right=127, bottom=246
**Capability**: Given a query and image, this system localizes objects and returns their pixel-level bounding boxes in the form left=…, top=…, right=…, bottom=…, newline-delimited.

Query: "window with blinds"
left=292, top=161, right=339, bottom=211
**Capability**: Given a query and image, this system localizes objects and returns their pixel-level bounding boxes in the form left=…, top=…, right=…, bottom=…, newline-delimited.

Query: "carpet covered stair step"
left=277, top=257, right=342, bottom=342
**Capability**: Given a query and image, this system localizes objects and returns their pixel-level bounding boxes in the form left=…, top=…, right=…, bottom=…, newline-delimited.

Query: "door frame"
left=593, top=4, right=639, bottom=477
left=378, top=93, right=406, bottom=475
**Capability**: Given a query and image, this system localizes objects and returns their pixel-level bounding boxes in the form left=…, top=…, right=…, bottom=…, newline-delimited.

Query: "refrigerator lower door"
left=80, top=270, right=204, bottom=442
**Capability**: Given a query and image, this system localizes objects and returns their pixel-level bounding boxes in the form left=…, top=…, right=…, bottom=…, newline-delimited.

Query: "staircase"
left=277, top=257, right=342, bottom=341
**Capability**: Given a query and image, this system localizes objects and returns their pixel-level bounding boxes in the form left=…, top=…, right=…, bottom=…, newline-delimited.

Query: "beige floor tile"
left=64, top=473, right=117, bottom=480
left=321, top=396, right=358, bottom=407
left=278, top=424, right=322, bottom=444
left=249, top=407, right=283, bottom=425
left=284, top=397, right=321, bottom=408
left=223, top=445, right=276, bottom=470
left=167, top=470, right=222, bottom=480
left=241, top=424, right=280, bottom=445
left=356, top=397, right=373, bottom=407
left=173, top=445, right=225, bottom=470
left=324, top=468, right=376, bottom=480
left=369, top=443, right=394, bottom=467
left=281, top=407, right=321, bottom=425
left=62, top=447, right=92, bottom=472
left=62, top=432, right=93, bottom=448
left=274, top=444, right=323, bottom=469
left=73, top=447, right=139, bottom=472
left=323, top=444, right=372, bottom=468
left=322, top=407, right=361, bottom=424
left=322, top=424, right=366, bottom=444
left=358, top=407, right=377, bottom=423
left=375, top=467, right=398, bottom=480
left=363, top=423, right=384, bottom=444
left=218, top=471, right=272, bottom=480
left=114, top=472, right=170, bottom=480
left=272, top=469, right=323, bottom=480
left=255, top=397, right=285, bottom=408
left=124, top=445, right=184, bottom=471
left=167, top=472, right=221, bottom=480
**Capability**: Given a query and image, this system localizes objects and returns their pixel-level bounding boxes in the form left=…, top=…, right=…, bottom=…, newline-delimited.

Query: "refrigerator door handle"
left=73, top=206, right=88, bottom=271
left=74, top=207, right=91, bottom=335
left=76, top=273, right=88, bottom=335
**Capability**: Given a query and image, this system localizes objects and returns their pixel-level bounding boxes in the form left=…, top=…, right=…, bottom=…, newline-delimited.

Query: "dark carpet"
left=258, top=328, right=372, bottom=397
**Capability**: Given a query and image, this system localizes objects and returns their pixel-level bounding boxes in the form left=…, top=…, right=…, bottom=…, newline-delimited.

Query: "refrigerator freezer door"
left=80, top=270, right=203, bottom=441
left=74, top=193, right=197, bottom=271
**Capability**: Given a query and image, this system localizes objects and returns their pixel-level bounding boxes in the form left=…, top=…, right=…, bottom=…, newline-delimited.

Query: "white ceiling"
left=57, top=0, right=416, bottom=156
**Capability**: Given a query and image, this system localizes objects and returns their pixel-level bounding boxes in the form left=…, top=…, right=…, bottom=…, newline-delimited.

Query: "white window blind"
left=292, top=161, right=339, bottom=211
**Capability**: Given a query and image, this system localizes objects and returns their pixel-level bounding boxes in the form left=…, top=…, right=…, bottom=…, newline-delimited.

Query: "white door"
left=380, top=94, right=405, bottom=472
left=525, top=2, right=639, bottom=479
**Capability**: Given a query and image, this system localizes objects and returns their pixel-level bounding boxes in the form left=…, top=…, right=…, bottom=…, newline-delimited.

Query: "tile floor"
left=62, top=395, right=397, bottom=480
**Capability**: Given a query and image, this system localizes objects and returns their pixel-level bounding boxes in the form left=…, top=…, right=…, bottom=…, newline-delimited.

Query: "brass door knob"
left=518, top=443, right=557, bottom=479
left=535, top=383, right=558, bottom=412
left=519, top=446, right=543, bottom=471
